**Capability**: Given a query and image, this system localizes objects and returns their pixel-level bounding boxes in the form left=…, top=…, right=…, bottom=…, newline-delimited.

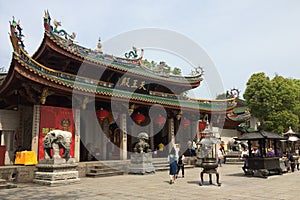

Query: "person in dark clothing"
left=287, top=152, right=295, bottom=172
left=176, top=152, right=185, bottom=178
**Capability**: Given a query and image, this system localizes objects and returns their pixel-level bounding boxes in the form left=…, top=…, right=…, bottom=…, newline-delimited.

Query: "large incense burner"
left=198, top=133, right=221, bottom=186
left=201, top=158, right=218, bottom=170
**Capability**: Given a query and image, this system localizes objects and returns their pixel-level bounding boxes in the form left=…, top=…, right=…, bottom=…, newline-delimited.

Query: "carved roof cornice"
left=6, top=49, right=236, bottom=113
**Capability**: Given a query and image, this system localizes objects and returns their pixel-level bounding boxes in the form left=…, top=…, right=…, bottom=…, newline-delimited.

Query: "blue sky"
left=1, top=0, right=300, bottom=99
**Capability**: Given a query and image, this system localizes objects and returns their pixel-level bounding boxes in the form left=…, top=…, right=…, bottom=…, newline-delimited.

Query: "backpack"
left=178, top=155, right=183, bottom=166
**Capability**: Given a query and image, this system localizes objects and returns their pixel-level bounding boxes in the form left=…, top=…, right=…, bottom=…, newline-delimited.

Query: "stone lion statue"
left=43, top=130, right=72, bottom=161
left=133, top=132, right=151, bottom=153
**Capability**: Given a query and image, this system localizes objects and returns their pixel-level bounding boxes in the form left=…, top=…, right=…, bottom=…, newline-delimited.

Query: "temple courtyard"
left=0, top=164, right=299, bottom=200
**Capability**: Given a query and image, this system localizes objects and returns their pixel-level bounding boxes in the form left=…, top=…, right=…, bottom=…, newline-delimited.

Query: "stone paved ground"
left=0, top=164, right=299, bottom=200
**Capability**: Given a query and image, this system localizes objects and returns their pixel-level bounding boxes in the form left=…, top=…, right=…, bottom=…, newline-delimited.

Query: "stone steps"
left=85, top=157, right=196, bottom=177
left=152, top=158, right=194, bottom=171
left=224, top=151, right=244, bottom=165
left=86, top=165, right=124, bottom=178
left=224, top=158, right=244, bottom=165
left=0, top=179, right=17, bottom=189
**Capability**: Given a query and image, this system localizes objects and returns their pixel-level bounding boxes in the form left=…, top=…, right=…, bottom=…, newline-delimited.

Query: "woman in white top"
left=218, top=147, right=223, bottom=167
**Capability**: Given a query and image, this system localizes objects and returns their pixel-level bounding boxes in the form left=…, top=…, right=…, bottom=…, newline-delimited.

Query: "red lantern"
left=198, top=121, right=207, bottom=132
left=154, top=115, right=166, bottom=126
left=96, top=108, right=109, bottom=121
left=181, top=118, right=190, bottom=127
left=131, top=112, right=146, bottom=124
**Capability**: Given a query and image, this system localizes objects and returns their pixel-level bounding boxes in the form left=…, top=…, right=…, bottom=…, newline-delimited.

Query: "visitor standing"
left=176, top=151, right=185, bottom=178
left=217, top=147, right=223, bottom=167
left=168, top=147, right=178, bottom=184
left=252, top=146, right=261, bottom=157
left=287, top=152, right=295, bottom=172
left=158, top=143, right=164, bottom=157
left=192, top=140, right=197, bottom=156
left=240, top=147, right=249, bottom=173
left=267, top=148, right=275, bottom=157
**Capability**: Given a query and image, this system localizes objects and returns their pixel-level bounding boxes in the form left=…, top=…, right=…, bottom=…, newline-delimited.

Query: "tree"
left=243, top=72, right=299, bottom=133
left=292, top=79, right=300, bottom=130
left=243, top=73, right=273, bottom=121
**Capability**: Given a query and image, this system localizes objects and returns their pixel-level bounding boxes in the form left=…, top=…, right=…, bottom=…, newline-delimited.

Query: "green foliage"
left=216, top=93, right=227, bottom=100
left=244, top=72, right=300, bottom=133
left=159, top=61, right=171, bottom=74
left=143, top=59, right=156, bottom=69
left=243, top=73, right=273, bottom=120
left=142, top=59, right=182, bottom=75
left=266, top=110, right=298, bottom=133
left=172, top=67, right=181, bottom=75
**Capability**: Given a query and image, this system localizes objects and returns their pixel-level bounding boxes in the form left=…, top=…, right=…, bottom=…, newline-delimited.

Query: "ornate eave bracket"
left=40, top=88, right=51, bottom=104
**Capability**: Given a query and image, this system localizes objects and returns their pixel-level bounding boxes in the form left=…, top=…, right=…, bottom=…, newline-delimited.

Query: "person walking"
left=176, top=151, right=185, bottom=178
left=168, top=147, right=178, bottom=184
left=217, top=147, right=224, bottom=167
left=240, top=147, right=249, bottom=173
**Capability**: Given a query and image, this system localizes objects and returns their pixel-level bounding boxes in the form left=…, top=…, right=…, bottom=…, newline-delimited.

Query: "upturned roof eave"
left=41, top=32, right=203, bottom=86
left=6, top=50, right=235, bottom=113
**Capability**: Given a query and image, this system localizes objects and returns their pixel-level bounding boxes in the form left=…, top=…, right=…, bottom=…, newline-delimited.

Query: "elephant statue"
left=43, top=129, right=72, bottom=161
left=133, top=132, right=151, bottom=153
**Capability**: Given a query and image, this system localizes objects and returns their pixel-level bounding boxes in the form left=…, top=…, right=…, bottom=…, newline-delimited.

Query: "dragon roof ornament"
left=43, top=11, right=148, bottom=65
left=125, top=46, right=144, bottom=60
left=226, top=88, right=240, bottom=98
left=43, top=10, right=76, bottom=42
left=191, top=66, right=204, bottom=76
left=9, top=16, right=26, bottom=54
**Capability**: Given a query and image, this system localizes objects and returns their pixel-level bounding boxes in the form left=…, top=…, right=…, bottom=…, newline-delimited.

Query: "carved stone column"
left=149, top=122, right=154, bottom=150
left=101, top=118, right=109, bottom=160
left=120, top=113, right=127, bottom=160
left=168, top=118, right=175, bottom=152
left=31, top=105, right=40, bottom=157
left=74, top=109, right=80, bottom=163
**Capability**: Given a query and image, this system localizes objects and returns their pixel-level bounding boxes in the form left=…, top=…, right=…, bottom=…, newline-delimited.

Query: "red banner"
left=38, top=106, right=75, bottom=160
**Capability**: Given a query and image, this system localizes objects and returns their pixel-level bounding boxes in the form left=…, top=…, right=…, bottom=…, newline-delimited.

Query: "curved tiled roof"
left=2, top=14, right=237, bottom=113
left=45, top=32, right=203, bottom=85
left=12, top=49, right=236, bottom=112
left=226, top=109, right=251, bottom=122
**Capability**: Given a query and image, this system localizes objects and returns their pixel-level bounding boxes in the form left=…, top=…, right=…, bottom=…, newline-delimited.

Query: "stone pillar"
left=0, top=133, right=4, bottom=146
left=168, top=118, right=175, bottom=152
left=192, top=120, right=198, bottom=141
left=120, top=113, right=127, bottom=160
left=74, top=109, right=80, bottom=163
left=101, top=118, right=109, bottom=160
left=4, top=131, right=12, bottom=165
left=31, top=105, right=40, bottom=156
left=149, top=122, right=154, bottom=150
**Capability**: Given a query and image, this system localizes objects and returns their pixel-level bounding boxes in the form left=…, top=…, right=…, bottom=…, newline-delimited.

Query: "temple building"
left=0, top=12, right=242, bottom=166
